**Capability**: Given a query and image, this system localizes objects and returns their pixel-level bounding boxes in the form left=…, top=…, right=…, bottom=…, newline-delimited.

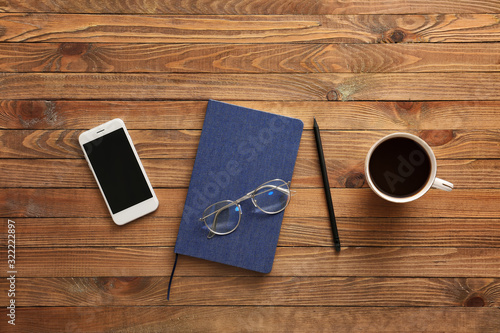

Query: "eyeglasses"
left=200, top=179, right=293, bottom=238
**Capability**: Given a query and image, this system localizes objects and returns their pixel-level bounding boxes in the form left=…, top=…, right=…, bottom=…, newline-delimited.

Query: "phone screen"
left=83, top=128, right=153, bottom=214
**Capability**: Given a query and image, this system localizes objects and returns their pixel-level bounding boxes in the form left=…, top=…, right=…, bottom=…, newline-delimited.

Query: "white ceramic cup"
left=365, top=133, right=453, bottom=203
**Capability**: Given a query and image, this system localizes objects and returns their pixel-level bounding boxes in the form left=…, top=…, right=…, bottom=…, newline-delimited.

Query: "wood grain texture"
left=3, top=217, right=500, bottom=248
left=1, top=158, right=498, bottom=189
left=1, top=188, right=499, bottom=219
left=1, top=129, right=498, bottom=159
left=2, top=100, right=500, bottom=130
left=1, top=43, right=499, bottom=73
left=2, top=246, right=500, bottom=278
left=1, top=2, right=499, bottom=332
left=2, top=72, right=500, bottom=101
left=2, top=276, right=499, bottom=307
left=0, top=14, right=500, bottom=44
left=1, top=307, right=498, bottom=333
left=3, top=0, right=500, bottom=14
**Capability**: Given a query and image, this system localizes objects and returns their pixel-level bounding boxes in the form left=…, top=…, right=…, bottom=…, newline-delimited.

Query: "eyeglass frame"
left=199, top=179, right=293, bottom=238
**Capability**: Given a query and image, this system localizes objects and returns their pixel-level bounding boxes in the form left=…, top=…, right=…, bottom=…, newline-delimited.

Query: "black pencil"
left=313, top=117, right=341, bottom=252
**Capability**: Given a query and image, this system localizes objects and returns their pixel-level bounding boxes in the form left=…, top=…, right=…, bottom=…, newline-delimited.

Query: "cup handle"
left=432, top=177, right=453, bottom=192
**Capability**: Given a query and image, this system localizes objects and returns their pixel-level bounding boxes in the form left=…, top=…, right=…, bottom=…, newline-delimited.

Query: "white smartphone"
left=79, top=118, right=159, bottom=225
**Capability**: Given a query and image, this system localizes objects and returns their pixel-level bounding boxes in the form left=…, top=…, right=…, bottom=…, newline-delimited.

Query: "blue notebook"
left=174, top=100, right=304, bottom=273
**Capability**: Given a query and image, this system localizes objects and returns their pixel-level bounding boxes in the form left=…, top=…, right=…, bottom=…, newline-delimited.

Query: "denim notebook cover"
left=174, top=100, right=304, bottom=273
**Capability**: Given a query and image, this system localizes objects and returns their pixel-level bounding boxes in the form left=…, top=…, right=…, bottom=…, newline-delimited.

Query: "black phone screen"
left=83, top=128, right=153, bottom=214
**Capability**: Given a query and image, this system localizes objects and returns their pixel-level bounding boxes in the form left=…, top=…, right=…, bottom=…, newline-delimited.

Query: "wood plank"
left=2, top=246, right=500, bottom=277
left=1, top=14, right=500, bottom=44
left=302, top=130, right=500, bottom=160
left=2, top=73, right=500, bottom=101
left=1, top=43, right=499, bottom=74
left=0, top=100, right=208, bottom=130
left=0, top=129, right=199, bottom=158
left=301, top=130, right=500, bottom=161
left=0, top=158, right=193, bottom=188
left=1, top=158, right=499, bottom=189
left=4, top=216, right=500, bottom=248
left=1, top=188, right=499, bottom=219
left=3, top=0, right=500, bottom=15
left=0, top=306, right=497, bottom=333
left=2, top=100, right=500, bottom=131
left=1, top=276, right=498, bottom=307
left=1, top=129, right=498, bottom=159
left=296, top=158, right=500, bottom=189
left=281, top=217, right=500, bottom=248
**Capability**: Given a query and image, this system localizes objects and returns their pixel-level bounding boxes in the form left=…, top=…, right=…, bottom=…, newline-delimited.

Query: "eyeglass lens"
left=252, top=180, right=290, bottom=214
left=202, top=200, right=241, bottom=235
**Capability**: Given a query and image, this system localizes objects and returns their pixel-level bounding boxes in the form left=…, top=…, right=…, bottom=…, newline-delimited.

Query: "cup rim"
left=364, top=132, right=437, bottom=203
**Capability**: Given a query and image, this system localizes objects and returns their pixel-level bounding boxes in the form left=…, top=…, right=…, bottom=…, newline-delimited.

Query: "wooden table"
left=1, top=1, right=500, bottom=332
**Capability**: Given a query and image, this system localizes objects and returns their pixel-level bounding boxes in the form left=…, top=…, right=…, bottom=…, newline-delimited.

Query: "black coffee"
left=368, top=137, right=431, bottom=198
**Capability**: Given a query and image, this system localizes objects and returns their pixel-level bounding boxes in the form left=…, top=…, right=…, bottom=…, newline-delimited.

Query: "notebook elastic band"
left=167, top=253, right=179, bottom=301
